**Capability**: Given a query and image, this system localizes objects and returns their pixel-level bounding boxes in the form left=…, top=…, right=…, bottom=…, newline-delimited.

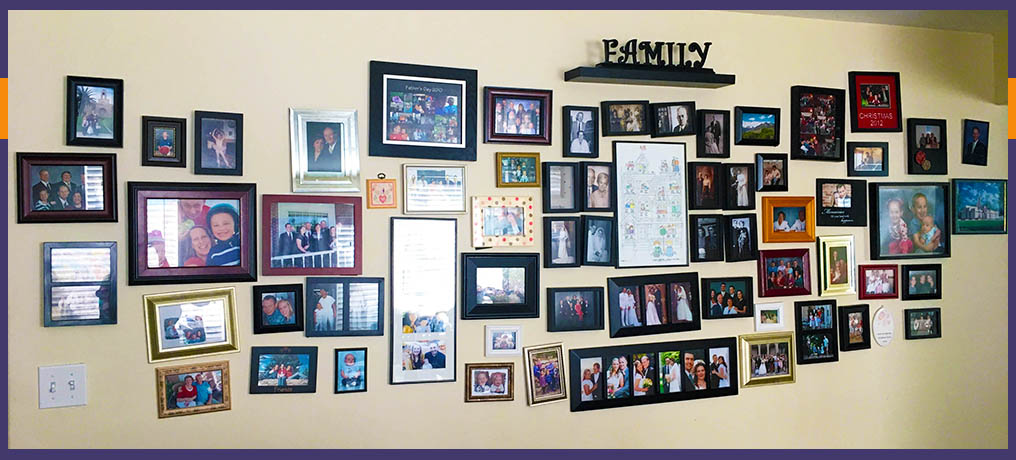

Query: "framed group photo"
left=462, top=253, right=540, bottom=319
left=901, top=264, right=942, bottom=301
left=155, top=361, right=230, bottom=418
left=261, top=195, right=362, bottom=276
left=143, top=287, right=240, bottom=363
left=601, top=100, right=650, bottom=136
left=66, top=75, right=123, bottom=147
left=701, top=276, right=753, bottom=320
left=17, top=152, right=118, bottom=224
left=484, top=87, right=552, bottom=145
left=858, top=264, right=898, bottom=300
left=757, top=248, right=812, bottom=298
left=606, top=273, right=701, bottom=338
left=523, top=343, right=568, bottom=406
left=249, top=346, right=319, bottom=394
left=563, top=105, right=599, bottom=157
left=868, top=182, right=951, bottom=260
left=547, top=287, right=604, bottom=332
left=738, top=332, right=795, bottom=387
left=42, top=241, right=117, bottom=327
left=289, top=108, right=360, bottom=192
left=305, top=277, right=384, bottom=337
left=496, top=152, right=541, bottom=187
left=790, top=85, right=845, bottom=161
left=905, top=307, right=942, bottom=340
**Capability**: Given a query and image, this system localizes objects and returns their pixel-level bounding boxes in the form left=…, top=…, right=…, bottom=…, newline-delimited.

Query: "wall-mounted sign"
left=601, top=39, right=712, bottom=69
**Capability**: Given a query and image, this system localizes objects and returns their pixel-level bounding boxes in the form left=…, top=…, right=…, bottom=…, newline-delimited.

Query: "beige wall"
left=7, top=11, right=1008, bottom=448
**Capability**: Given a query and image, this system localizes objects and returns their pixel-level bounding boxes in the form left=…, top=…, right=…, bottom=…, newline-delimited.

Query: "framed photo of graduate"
left=143, top=287, right=240, bottom=363
left=544, top=216, right=581, bottom=268
left=581, top=161, right=615, bottom=212
left=403, top=164, right=467, bottom=214
left=817, top=235, right=856, bottom=297
left=724, top=214, right=758, bottom=262
left=581, top=215, right=615, bottom=266
left=689, top=214, right=725, bottom=263
left=847, top=142, right=889, bottom=177
left=155, top=360, right=230, bottom=418
left=904, top=307, right=942, bottom=340
left=142, top=116, right=186, bottom=168
left=952, top=178, right=1006, bottom=234
left=252, top=284, right=303, bottom=334
left=334, top=348, right=367, bottom=394
left=563, top=105, right=599, bottom=158
left=305, top=277, right=384, bottom=336
left=462, top=253, right=540, bottom=319
left=755, top=154, right=788, bottom=192
left=495, top=152, right=541, bottom=187
left=542, top=162, right=580, bottom=213
left=838, top=304, right=871, bottom=351
left=16, top=152, right=118, bottom=224
left=907, top=118, right=948, bottom=174
left=649, top=101, right=695, bottom=137
left=816, top=179, right=867, bottom=227
left=471, top=196, right=536, bottom=248
left=43, top=241, right=117, bottom=327
left=547, top=287, right=604, bottom=332
left=523, top=343, right=568, bottom=406
left=701, top=277, right=753, bottom=320
left=601, top=100, right=650, bottom=136
left=900, top=264, right=942, bottom=301
left=249, top=346, right=318, bottom=394
left=848, top=71, right=902, bottom=133
left=66, top=75, right=123, bottom=147
left=368, top=60, right=477, bottom=161
left=194, top=111, right=243, bottom=176
left=961, top=119, right=989, bottom=166
left=734, top=106, right=779, bottom=147
left=127, top=182, right=257, bottom=285
left=858, top=264, right=898, bottom=300
left=465, top=362, right=514, bottom=402
left=794, top=299, right=838, bottom=365
left=790, top=85, right=845, bottom=161
left=868, top=182, right=951, bottom=260
left=723, top=163, right=755, bottom=210
left=762, top=196, right=815, bottom=243
left=289, top=108, right=360, bottom=193
left=738, top=332, right=795, bottom=387
left=484, top=87, right=552, bottom=145
left=757, top=248, right=812, bottom=298
left=261, top=195, right=363, bottom=276
left=697, top=109, right=730, bottom=158
left=688, top=162, right=723, bottom=210
left=606, top=272, right=701, bottom=338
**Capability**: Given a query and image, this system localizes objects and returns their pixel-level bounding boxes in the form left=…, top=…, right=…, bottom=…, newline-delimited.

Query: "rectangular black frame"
left=248, top=346, right=318, bottom=394
left=906, top=118, right=948, bottom=175
left=16, top=152, right=118, bottom=224
left=848, top=71, right=903, bottom=133
left=66, top=75, right=124, bottom=147
left=334, top=347, right=368, bottom=394
left=562, top=105, right=599, bottom=158
left=951, top=178, right=1007, bottom=235
left=541, top=162, right=581, bottom=213
left=543, top=216, right=581, bottom=268
left=606, top=272, right=701, bottom=338
left=755, top=153, right=788, bottom=192
left=142, top=116, right=187, bottom=168
left=790, top=85, right=846, bottom=162
left=252, top=283, right=304, bottom=334
left=484, top=86, right=552, bottom=145
left=793, top=299, right=839, bottom=365
left=688, top=162, right=724, bottom=210
left=304, top=277, right=384, bottom=336
left=961, top=119, right=989, bottom=166
left=904, top=307, right=942, bottom=340
left=546, top=287, right=604, bottom=333
left=700, top=276, right=753, bottom=320
left=568, top=337, right=738, bottom=412
left=722, top=163, right=756, bottom=210
left=900, top=264, right=943, bottom=301
left=815, top=178, right=867, bottom=227
left=649, top=101, right=696, bottom=138
left=461, top=253, right=540, bottom=319
left=734, top=106, right=780, bottom=147
left=689, top=214, right=725, bottom=263
left=846, top=141, right=890, bottom=177
left=580, top=161, right=617, bottom=212
left=868, top=181, right=951, bottom=260
left=838, top=304, right=871, bottom=352
left=600, top=100, right=650, bottom=136
left=43, top=241, right=117, bottom=327
left=193, top=110, right=244, bottom=176
left=696, top=109, right=731, bottom=158
left=581, top=215, right=616, bottom=267
left=724, top=213, right=758, bottom=262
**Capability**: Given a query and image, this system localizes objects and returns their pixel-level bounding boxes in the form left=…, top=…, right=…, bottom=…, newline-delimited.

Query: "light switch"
left=38, top=364, right=87, bottom=409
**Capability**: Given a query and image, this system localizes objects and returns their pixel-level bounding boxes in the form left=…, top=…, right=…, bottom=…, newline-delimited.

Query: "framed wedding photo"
left=365, top=176, right=397, bottom=209
left=839, top=304, right=871, bottom=351
left=952, top=178, right=1006, bottom=234
left=143, top=287, right=240, bottom=363
left=757, top=248, right=812, bottom=298
left=606, top=272, right=701, bottom=338
left=334, top=348, right=367, bottom=394
left=961, top=119, right=989, bottom=166
left=697, top=109, right=730, bottom=158
left=368, top=60, right=477, bottom=161
left=581, top=215, right=615, bottom=266
left=484, top=87, right=552, bottom=145
left=734, top=106, right=779, bottom=147
left=16, top=152, right=117, bottom=224
left=289, top=108, right=360, bottom=192
left=907, top=118, right=948, bottom=175
left=817, top=235, right=856, bottom=297
left=649, top=101, right=695, bottom=137
left=724, top=214, right=758, bottom=262
left=194, top=110, right=243, bottom=176
left=563, top=105, right=599, bottom=158
left=305, top=277, right=384, bottom=336
left=542, top=162, right=580, bottom=213
left=127, top=182, right=257, bottom=285
left=739, top=331, right=795, bottom=388
left=261, top=194, right=362, bottom=276
left=816, top=178, right=867, bottom=227
left=524, top=343, right=567, bottom=406
left=471, top=195, right=536, bottom=248
left=848, top=71, right=902, bottom=133
left=403, top=164, right=466, bottom=214
left=43, top=241, right=117, bottom=327
left=252, top=284, right=303, bottom=334
left=762, top=196, right=816, bottom=243
left=464, top=363, right=514, bottom=402
left=688, top=162, right=723, bottom=210
left=847, top=142, right=889, bottom=177
left=689, top=214, right=725, bottom=263
left=155, top=360, right=230, bottom=418
left=701, top=276, right=753, bottom=320
left=249, top=346, right=318, bottom=394
left=485, top=325, right=522, bottom=357
left=790, top=85, right=845, bottom=161
left=601, top=100, right=650, bottom=136
left=581, top=161, right=615, bottom=212
left=142, top=116, right=186, bottom=168
left=723, top=163, right=755, bottom=210
left=901, top=264, right=942, bottom=301
left=905, top=307, right=942, bottom=340
left=868, top=182, right=951, bottom=260
left=547, top=287, right=604, bottom=332
left=858, top=264, right=898, bottom=300
left=496, top=152, right=541, bottom=187
left=66, top=75, right=123, bottom=147
left=756, top=153, right=788, bottom=192
left=794, top=299, right=838, bottom=365
left=462, top=252, right=540, bottom=319
left=544, top=216, right=581, bottom=268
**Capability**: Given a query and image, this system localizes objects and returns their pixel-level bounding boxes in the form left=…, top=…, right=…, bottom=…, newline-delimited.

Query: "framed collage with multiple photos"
left=42, top=241, right=117, bottom=327
left=606, top=273, right=701, bottom=338
left=462, top=252, right=540, bottom=319
left=16, top=152, right=118, bottom=224
left=143, top=287, right=240, bottom=363
left=794, top=299, right=838, bottom=365
left=305, top=277, right=384, bottom=337
left=261, top=194, right=363, bottom=276
left=155, top=360, right=230, bottom=418
left=790, top=85, right=845, bottom=161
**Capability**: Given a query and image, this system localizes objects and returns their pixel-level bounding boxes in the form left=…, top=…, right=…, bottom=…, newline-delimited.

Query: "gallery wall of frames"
left=7, top=10, right=1009, bottom=449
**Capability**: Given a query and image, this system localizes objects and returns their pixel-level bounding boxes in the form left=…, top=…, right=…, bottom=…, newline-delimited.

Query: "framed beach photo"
left=365, top=176, right=397, bottom=209
left=334, top=348, right=367, bottom=394
left=739, top=332, right=795, bottom=387
left=838, top=304, right=871, bottom=351
left=952, top=178, right=1006, bottom=234
left=689, top=214, right=725, bottom=263
left=847, top=142, right=889, bottom=177
left=43, top=241, right=117, bottom=327
left=194, top=111, right=243, bottom=176
left=484, top=87, right=552, bottom=145
left=858, top=264, right=898, bottom=300
left=753, top=303, right=785, bottom=332
left=462, top=253, right=540, bottom=320
left=762, top=196, right=816, bottom=243
left=794, top=299, right=838, bottom=365
left=688, top=162, right=723, bottom=210
left=471, top=196, right=536, bottom=248
left=723, top=163, right=755, bottom=210
left=901, top=264, right=942, bottom=301
left=848, top=71, right=902, bottom=133
left=724, top=214, right=758, bottom=262
left=581, top=215, right=615, bottom=266
left=544, top=216, right=581, bottom=268
left=143, top=287, right=240, bottom=363
left=581, top=161, right=615, bottom=212
left=907, top=118, right=948, bottom=175
left=369, top=60, right=477, bottom=161
left=757, top=248, right=812, bottom=298
left=790, top=85, right=845, bottom=161
left=650, top=101, right=696, bottom=137
left=734, top=106, right=780, bottom=147
left=403, top=164, right=466, bottom=214
left=289, top=108, right=360, bottom=192
left=547, top=287, right=604, bottom=332
left=252, top=284, right=303, bottom=334
left=249, top=346, right=318, bottom=394
left=524, top=343, right=568, bottom=406
left=816, top=178, right=867, bottom=227
left=485, top=325, right=522, bottom=356
left=868, top=182, right=951, bottom=260
left=601, top=100, right=650, bottom=136
left=155, top=361, right=230, bottom=418
left=261, top=195, right=362, bottom=276
left=606, top=272, right=701, bottom=338
left=542, top=162, right=580, bottom=213
left=701, top=277, right=753, bottom=320
left=961, top=119, right=990, bottom=166
left=465, top=363, right=514, bottom=402
left=563, top=105, right=599, bottom=158
left=817, top=235, right=856, bottom=297
left=905, top=307, right=942, bottom=340
left=66, top=75, right=123, bottom=147
left=756, top=153, right=788, bottom=192
left=142, top=116, right=186, bottom=168
left=305, top=277, right=384, bottom=336
left=697, top=109, right=731, bottom=158
left=496, top=152, right=541, bottom=187
left=16, top=152, right=118, bottom=224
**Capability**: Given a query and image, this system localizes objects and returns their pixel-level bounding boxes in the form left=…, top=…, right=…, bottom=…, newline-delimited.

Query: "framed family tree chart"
left=613, top=141, right=689, bottom=268
left=389, top=217, right=457, bottom=384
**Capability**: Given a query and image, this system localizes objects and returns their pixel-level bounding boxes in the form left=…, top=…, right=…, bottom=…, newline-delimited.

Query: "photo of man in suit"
left=57, top=171, right=81, bottom=199
left=963, top=123, right=988, bottom=166
left=276, top=223, right=299, bottom=267
left=52, top=184, right=72, bottom=210
left=569, top=110, right=594, bottom=154
left=32, top=169, right=53, bottom=203
left=681, top=350, right=698, bottom=392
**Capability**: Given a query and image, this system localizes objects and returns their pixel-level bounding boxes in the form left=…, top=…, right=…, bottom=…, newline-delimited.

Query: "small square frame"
left=754, top=302, right=785, bottom=332
left=142, top=116, right=187, bottom=168
left=485, top=325, right=523, bottom=356
left=252, top=284, right=304, bottom=334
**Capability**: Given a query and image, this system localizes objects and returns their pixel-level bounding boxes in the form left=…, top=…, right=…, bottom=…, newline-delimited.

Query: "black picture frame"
left=904, top=307, right=942, bottom=340
left=580, top=161, right=616, bottom=212
left=793, top=299, right=839, bottom=365
left=252, top=284, right=304, bottom=335
left=546, top=287, right=604, bottom=332
left=790, top=85, right=846, bottom=162
left=755, top=153, right=788, bottom=192
left=900, top=264, right=943, bottom=301
left=700, top=276, right=753, bottom=320
left=722, top=163, right=756, bottom=210
left=66, top=75, right=123, bottom=147
left=334, top=347, right=368, bottom=394
left=846, top=141, right=889, bottom=177
left=42, top=241, right=117, bottom=327
left=688, top=162, right=724, bottom=210
left=484, top=86, right=552, bottom=145
left=562, top=105, right=599, bottom=158
left=568, top=337, right=738, bottom=412
left=541, top=162, right=581, bottom=213
left=462, top=253, right=540, bottom=319
left=734, top=106, right=780, bottom=147
left=193, top=110, right=243, bottom=176
left=961, top=119, right=990, bottom=166
left=606, top=272, right=701, bottom=338
left=543, top=216, right=581, bottom=268
left=249, top=346, right=318, bottom=394
left=838, top=304, right=871, bottom=352
left=868, top=182, right=951, bottom=260
left=581, top=215, right=616, bottom=267
left=649, top=101, right=696, bottom=138
left=724, top=214, right=758, bottom=262
left=951, top=178, right=1007, bottom=235
left=16, top=152, right=118, bottom=224
left=815, top=178, right=868, bottom=227
left=906, top=118, right=948, bottom=175
left=304, top=277, right=384, bottom=337
left=368, top=60, right=477, bottom=161
left=600, top=100, right=650, bottom=136
left=142, top=116, right=187, bottom=168
left=848, top=71, right=903, bottom=133
left=696, top=109, right=731, bottom=158
left=689, top=214, right=725, bottom=263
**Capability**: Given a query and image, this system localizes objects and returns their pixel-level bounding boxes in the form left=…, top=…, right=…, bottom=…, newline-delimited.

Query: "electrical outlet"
left=38, top=364, right=87, bottom=409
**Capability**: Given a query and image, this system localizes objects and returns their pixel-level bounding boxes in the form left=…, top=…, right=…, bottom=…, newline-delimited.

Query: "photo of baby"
left=335, top=349, right=366, bottom=393
left=874, top=184, right=948, bottom=258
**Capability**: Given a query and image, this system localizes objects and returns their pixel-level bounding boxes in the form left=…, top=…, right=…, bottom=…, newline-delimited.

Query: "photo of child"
left=875, top=185, right=948, bottom=258
left=335, top=349, right=366, bottom=393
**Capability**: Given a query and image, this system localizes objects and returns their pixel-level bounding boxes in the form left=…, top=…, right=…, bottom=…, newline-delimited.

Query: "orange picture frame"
left=366, top=177, right=397, bottom=209
left=762, top=196, right=816, bottom=243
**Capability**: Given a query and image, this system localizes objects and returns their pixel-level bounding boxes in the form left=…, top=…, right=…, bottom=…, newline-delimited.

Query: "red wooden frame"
left=261, top=194, right=363, bottom=276
left=757, top=248, right=812, bottom=298
left=483, top=86, right=553, bottom=145
left=857, top=264, right=899, bottom=300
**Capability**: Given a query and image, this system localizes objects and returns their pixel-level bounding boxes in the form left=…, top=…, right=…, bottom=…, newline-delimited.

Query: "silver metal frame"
left=289, top=108, right=360, bottom=193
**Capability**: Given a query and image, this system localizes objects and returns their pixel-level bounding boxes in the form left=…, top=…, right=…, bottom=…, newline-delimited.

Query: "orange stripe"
left=0, top=78, right=7, bottom=140
left=1010, top=79, right=1015, bottom=139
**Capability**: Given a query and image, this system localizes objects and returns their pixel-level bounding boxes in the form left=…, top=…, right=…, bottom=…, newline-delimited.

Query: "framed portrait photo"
left=544, top=216, right=581, bottom=268
left=757, top=248, right=812, bottom=298
left=261, top=194, right=362, bottom=276
left=471, top=196, right=536, bottom=248
left=465, top=363, right=514, bottom=402
left=563, top=105, right=599, bottom=158
left=252, top=284, right=303, bottom=334
left=369, top=60, right=477, bottom=161
left=127, top=182, right=257, bottom=285
left=249, top=346, right=318, bottom=394
left=542, top=162, right=580, bottom=213
left=790, top=86, right=845, bottom=161
left=688, top=162, right=723, bottom=210
left=755, top=153, right=788, bottom=192
left=724, top=214, right=758, bottom=262
left=961, top=119, right=990, bottom=166
left=838, top=304, right=871, bottom=351
left=485, top=325, right=522, bottom=357
left=43, top=241, right=117, bottom=327
left=739, top=331, right=795, bottom=387
left=547, top=287, right=604, bottom=332
left=194, top=111, right=243, bottom=176
left=305, top=277, right=384, bottom=336
left=762, top=196, right=816, bottom=243
left=816, top=178, right=867, bottom=227
left=289, top=108, right=360, bottom=192
left=858, top=264, right=898, bottom=300
left=847, top=142, right=889, bottom=177
left=723, top=163, right=755, bottom=210
left=606, top=272, right=701, bottom=338
left=496, top=152, right=541, bottom=187
left=952, top=178, right=1006, bottom=234
left=581, top=215, right=615, bottom=266
left=155, top=361, right=230, bottom=418
left=484, top=87, right=552, bottom=145
left=700, top=276, right=753, bottom=320
left=601, top=100, right=650, bottom=136
left=794, top=299, right=838, bottom=365
left=848, top=71, right=902, bottom=133
left=697, top=109, right=731, bottom=158
left=66, top=75, right=123, bottom=147
left=734, top=106, right=780, bottom=147
left=462, top=252, right=539, bottom=319
left=905, top=307, right=942, bottom=340
left=524, top=343, right=567, bottom=406
left=143, top=287, right=240, bottom=363
left=650, top=101, right=696, bottom=137
left=753, top=302, right=785, bottom=332
left=403, top=164, right=466, bottom=214
left=142, top=116, right=186, bottom=168
left=868, top=182, right=951, bottom=260
left=689, top=214, right=725, bottom=263
left=901, top=264, right=942, bottom=301
left=16, top=152, right=117, bottom=224
left=581, top=161, right=616, bottom=212
left=907, top=118, right=948, bottom=175
left=817, top=235, right=856, bottom=297
left=365, top=176, right=397, bottom=209
left=334, top=348, right=367, bottom=394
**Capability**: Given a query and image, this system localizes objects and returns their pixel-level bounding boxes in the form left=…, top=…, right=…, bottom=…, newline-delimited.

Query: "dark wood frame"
left=722, top=163, right=756, bottom=210
left=815, top=178, right=868, bottom=227
left=66, top=75, right=123, bottom=147
left=334, top=347, right=368, bottom=394
left=793, top=299, right=839, bottom=365
left=724, top=213, right=758, bottom=262
left=900, top=264, right=943, bottom=301
left=581, top=215, right=616, bottom=267
left=868, top=182, right=952, bottom=260
left=543, top=216, right=581, bottom=268
left=790, top=85, right=846, bottom=161
left=464, top=362, right=514, bottom=402
left=127, top=181, right=257, bottom=285
left=483, top=86, right=552, bottom=145
left=649, top=101, right=696, bottom=137
left=696, top=109, right=730, bottom=158
left=951, top=178, right=1007, bottom=235
left=461, top=252, right=540, bottom=320
left=906, top=118, right=948, bottom=175
left=757, top=248, right=812, bottom=298
left=142, top=116, right=187, bottom=168
left=600, top=100, right=650, bottom=136
left=904, top=307, right=942, bottom=340
left=43, top=241, right=117, bottom=327
left=960, top=119, right=990, bottom=166
left=838, top=304, right=871, bottom=351
left=606, top=272, right=701, bottom=338
left=700, top=276, right=753, bottom=320
left=688, top=162, right=724, bottom=210
left=755, top=153, right=788, bottom=192
left=248, top=346, right=318, bottom=394
left=848, top=71, right=902, bottom=133
left=580, top=161, right=617, bottom=212
left=562, top=105, right=599, bottom=158
left=541, top=162, right=581, bottom=213
left=546, top=287, right=604, bottom=332
left=733, top=106, right=780, bottom=147
left=688, top=214, right=725, bottom=263
left=846, top=141, right=890, bottom=177
left=252, top=284, right=304, bottom=334
left=304, top=277, right=384, bottom=336
left=16, top=152, right=118, bottom=224
left=858, top=264, right=899, bottom=300
left=260, top=194, right=363, bottom=276
left=193, top=110, right=244, bottom=176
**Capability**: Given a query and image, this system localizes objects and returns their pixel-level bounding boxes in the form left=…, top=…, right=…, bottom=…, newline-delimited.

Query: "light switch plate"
left=38, top=364, right=87, bottom=409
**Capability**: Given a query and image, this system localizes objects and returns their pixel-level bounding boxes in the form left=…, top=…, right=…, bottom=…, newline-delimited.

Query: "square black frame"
left=368, top=60, right=478, bottom=161
left=546, top=287, right=604, bottom=332
left=722, top=163, right=756, bottom=210
left=606, top=272, right=701, bottom=338
left=252, top=283, right=304, bottom=334
left=755, top=153, right=788, bottom=192
left=696, top=109, right=731, bottom=158
left=838, top=304, right=871, bottom=352
left=304, top=277, right=385, bottom=336
left=581, top=215, right=616, bottom=267
left=462, top=253, right=540, bottom=319
left=194, top=110, right=244, bottom=176
left=562, top=105, right=599, bottom=158
left=688, top=162, right=724, bottom=210
left=484, top=86, right=552, bottom=145
left=734, top=106, right=780, bottom=147
left=906, top=118, right=948, bottom=175
left=900, top=264, right=943, bottom=301
left=600, top=100, right=650, bottom=136
left=689, top=214, right=725, bottom=263
left=649, top=101, right=696, bottom=137
left=142, top=116, right=187, bottom=168
left=580, top=161, right=617, bottom=212
left=334, top=347, right=368, bottom=394
left=793, top=299, right=839, bottom=365
left=724, top=214, right=758, bottom=262
left=951, top=178, right=1007, bottom=235
left=700, top=276, right=753, bottom=320
left=249, top=346, right=318, bottom=394
left=904, top=307, right=942, bottom=340
left=543, top=216, right=581, bottom=268
left=846, top=141, right=889, bottom=177
left=815, top=178, right=867, bottom=227
left=961, top=119, right=990, bottom=166
left=542, top=162, right=581, bottom=213
left=16, top=152, right=118, bottom=224
left=790, top=85, right=846, bottom=161
left=848, top=71, right=903, bottom=133
left=66, top=75, right=124, bottom=147
left=43, top=241, right=117, bottom=327
left=867, top=181, right=951, bottom=260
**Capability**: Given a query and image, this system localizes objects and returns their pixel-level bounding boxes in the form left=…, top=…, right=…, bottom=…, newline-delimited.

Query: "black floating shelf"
left=564, top=66, right=735, bottom=89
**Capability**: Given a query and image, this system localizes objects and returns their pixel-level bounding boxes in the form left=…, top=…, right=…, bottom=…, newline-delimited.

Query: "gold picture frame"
left=495, top=152, right=541, bottom=188
left=155, top=360, right=231, bottom=418
left=144, top=287, right=240, bottom=363
left=761, top=196, right=816, bottom=243
left=739, top=331, right=796, bottom=388
left=464, top=362, right=514, bottom=402
left=366, top=176, right=398, bottom=209
left=523, top=342, right=567, bottom=406
left=818, top=235, right=857, bottom=296
left=471, top=195, right=536, bottom=247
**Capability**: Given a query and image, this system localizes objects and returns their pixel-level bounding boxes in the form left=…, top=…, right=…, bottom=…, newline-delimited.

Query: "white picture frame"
left=289, top=108, right=360, bottom=193
left=402, top=164, right=467, bottom=214
left=484, top=325, right=522, bottom=357
left=754, top=302, right=785, bottom=332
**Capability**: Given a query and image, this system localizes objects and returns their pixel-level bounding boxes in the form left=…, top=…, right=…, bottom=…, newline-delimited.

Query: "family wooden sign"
left=601, top=38, right=713, bottom=69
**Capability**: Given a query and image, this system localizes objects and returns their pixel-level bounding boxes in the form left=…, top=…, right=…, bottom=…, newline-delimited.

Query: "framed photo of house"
left=900, top=264, right=942, bottom=301
left=952, top=178, right=1006, bottom=234
left=16, top=152, right=118, bottom=224
left=289, top=108, right=360, bottom=193
left=465, top=362, right=514, bottom=402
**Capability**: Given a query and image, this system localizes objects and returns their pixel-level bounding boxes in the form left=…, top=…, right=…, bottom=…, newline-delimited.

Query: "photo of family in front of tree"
left=268, top=202, right=356, bottom=269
